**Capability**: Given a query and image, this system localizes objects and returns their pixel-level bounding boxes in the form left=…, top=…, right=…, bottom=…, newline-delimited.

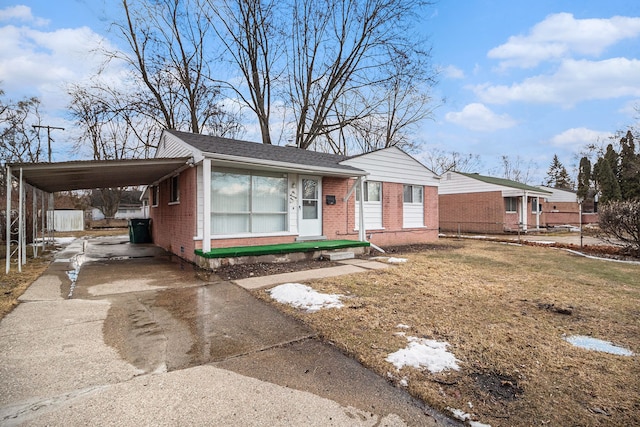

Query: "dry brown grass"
left=0, top=245, right=51, bottom=319
left=254, top=240, right=640, bottom=427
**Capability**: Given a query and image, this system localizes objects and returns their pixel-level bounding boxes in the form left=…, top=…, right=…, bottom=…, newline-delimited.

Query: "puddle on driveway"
left=102, top=281, right=312, bottom=373
left=66, top=253, right=86, bottom=298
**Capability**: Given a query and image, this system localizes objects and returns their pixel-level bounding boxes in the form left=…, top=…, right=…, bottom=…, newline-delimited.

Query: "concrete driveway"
left=0, top=236, right=454, bottom=426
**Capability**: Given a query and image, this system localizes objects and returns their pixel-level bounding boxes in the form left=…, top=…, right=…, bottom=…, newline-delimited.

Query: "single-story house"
left=438, top=171, right=551, bottom=234
left=536, top=186, right=598, bottom=227
left=148, top=130, right=439, bottom=264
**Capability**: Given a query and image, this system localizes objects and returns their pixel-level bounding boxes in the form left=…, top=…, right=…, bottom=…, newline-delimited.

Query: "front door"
left=299, top=176, right=322, bottom=237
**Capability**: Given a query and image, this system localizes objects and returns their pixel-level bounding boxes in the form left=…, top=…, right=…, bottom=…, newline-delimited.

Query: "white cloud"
left=488, top=13, right=640, bottom=69
left=0, top=5, right=49, bottom=26
left=0, top=20, right=126, bottom=111
left=445, top=103, right=516, bottom=132
left=549, top=127, right=613, bottom=147
left=472, top=58, right=640, bottom=106
left=442, top=65, right=464, bottom=79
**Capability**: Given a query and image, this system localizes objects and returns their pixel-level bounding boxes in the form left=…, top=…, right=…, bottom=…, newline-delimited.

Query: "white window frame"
left=169, top=175, right=180, bottom=204
left=210, top=168, right=289, bottom=235
left=505, top=197, right=517, bottom=213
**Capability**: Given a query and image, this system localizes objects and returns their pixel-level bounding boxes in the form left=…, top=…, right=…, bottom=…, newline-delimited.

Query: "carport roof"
left=7, top=157, right=191, bottom=193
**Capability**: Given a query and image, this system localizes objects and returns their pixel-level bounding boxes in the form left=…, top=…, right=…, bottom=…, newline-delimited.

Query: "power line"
left=32, top=125, right=65, bottom=162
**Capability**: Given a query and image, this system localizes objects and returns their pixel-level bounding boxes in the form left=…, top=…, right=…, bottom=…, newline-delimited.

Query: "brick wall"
left=322, top=177, right=350, bottom=239
left=439, top=191, right=505, bottom=233
left=150, top=167, right=197, bottom=260
left=541, top=201, right=580, bottom=227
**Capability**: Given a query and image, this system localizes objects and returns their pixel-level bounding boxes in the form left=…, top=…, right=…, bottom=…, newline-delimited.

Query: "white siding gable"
left=538, top=186, right=577, bottom=202
left=341, top=147, right=438, bottom=186
left=438, top=172, right=505, bottom=195
left=156, top=131, right=203, bottom=160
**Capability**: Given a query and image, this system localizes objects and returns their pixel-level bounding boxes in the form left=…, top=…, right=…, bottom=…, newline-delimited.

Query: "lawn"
left=254, top=240, right=640, bottom=427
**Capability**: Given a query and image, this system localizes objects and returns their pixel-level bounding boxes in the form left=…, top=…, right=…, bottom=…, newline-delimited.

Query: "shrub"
left=598, top=200, right=640, bottom=255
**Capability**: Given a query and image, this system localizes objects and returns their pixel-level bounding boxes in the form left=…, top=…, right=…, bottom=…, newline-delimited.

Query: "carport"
left=4, top=157, right=191, bottom=273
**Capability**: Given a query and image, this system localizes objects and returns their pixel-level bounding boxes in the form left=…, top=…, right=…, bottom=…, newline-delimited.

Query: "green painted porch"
left=195, top=239, right=370, bottom=259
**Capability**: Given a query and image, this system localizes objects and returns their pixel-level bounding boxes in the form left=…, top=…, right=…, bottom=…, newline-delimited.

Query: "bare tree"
left=203, top=0, right=282, bottom=145
left=0, top=90, right=45, bottom=163
left=286, top=0, right=433, bottom=151
left=114, top=0, right=241, bottom=135
left=490, top=155, right=537, bottom=184
left=422, top=149, right=483, bottom=175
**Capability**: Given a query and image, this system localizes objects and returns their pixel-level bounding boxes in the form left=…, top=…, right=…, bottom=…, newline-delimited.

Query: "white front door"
left=299, top=176, right=322, bottom=237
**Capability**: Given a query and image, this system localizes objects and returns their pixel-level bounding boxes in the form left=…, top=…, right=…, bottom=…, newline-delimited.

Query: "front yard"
left=254, top=240, right=640, bottom=427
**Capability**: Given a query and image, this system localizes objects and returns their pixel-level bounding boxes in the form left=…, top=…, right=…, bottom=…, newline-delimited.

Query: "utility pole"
left=32, top=125, right=65, bottom=162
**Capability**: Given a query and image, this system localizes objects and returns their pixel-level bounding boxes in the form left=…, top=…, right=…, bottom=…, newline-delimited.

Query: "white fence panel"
left=47, top=210, right=84, bottom=232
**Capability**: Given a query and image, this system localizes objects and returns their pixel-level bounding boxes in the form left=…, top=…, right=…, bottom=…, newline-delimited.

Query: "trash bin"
left=128, top=218, right=152, bottom=243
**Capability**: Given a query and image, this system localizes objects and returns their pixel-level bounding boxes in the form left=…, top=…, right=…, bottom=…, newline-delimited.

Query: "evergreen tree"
left=544, top=154, right=573, bottom=189
left=577, top=156, right=591, bottom=201
left=595, top=157, right=621, bottom=204
left=618, top=130, right=640, bottom=200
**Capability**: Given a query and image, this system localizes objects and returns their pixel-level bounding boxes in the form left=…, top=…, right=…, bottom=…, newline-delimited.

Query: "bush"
left=598, top=200, right=640, bottom=255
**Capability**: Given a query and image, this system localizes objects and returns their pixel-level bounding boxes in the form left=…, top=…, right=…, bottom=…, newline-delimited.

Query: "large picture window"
left=211, top=169, right=288, bottom=234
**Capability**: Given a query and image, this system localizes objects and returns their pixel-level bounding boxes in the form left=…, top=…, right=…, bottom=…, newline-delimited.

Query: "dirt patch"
left=473, top=372, right=523, bottom=401
left=212, top=258, right=341, bottom=281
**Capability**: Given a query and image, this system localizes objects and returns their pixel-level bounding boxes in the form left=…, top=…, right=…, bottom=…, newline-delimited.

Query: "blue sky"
left=1, top=1, right=639, bottom=183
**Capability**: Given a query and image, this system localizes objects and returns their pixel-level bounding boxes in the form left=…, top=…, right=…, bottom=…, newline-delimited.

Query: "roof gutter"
left=203, top=152, right=367, bottom=178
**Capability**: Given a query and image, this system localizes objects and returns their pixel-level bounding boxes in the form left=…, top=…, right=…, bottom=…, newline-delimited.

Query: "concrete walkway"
left=0, top=237, right=453, bottom=427
left=234, top=258, right=390, bottom=289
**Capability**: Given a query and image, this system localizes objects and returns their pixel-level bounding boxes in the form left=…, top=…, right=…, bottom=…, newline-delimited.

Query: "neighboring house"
left=537, top=186, right=579, bottom=227
left=90, top=189, right=145, bottom=220
left=149, top=130, right=439, bottom=263
left=537, top=186, right=598, bottom=227
left=91, top=205, right=145, bottom=220
left=439, top=171, right=551, bottom=234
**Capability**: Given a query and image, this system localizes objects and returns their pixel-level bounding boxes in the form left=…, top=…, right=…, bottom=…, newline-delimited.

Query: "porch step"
left=296, top=235, right=327, bottom=242
left=327, top=251, right=355, bottom=261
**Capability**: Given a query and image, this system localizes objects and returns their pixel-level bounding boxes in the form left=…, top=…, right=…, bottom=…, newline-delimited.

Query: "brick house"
left=149, top=130, right=439, bottom=263
left=438, top=171, right=551, bottom=234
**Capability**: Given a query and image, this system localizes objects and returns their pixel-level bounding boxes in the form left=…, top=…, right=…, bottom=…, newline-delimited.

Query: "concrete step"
left=327, top=251, right=355, bottom=261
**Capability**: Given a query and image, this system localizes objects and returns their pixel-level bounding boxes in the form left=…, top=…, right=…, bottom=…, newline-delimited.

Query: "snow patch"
left=447, top=407, right=492, bottom=427
left=387, top=257, right=408, bottom=263
left=564, top=335, right=634, bottom=356
left=268, top=283, right=344, bottom=312
left=386, top=336, right=460, bottom=373
left=396, top=323, right=410, bottom=329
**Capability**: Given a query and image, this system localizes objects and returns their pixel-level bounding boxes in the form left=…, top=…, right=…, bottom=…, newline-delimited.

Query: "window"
left=531, top=198, right=540, bottom=213
left=403, top=184, right=424, bottom=228
left=169, top=175, right=179, bottom=203
left=505, top=197, right=517, bottom=212
left=151, top=186, right=159, bottom=207
left=403, top=185, right=423, bottom=204
left=211, top=169, right=288, bottom=234
left=356, top=181, right=381, bottom=202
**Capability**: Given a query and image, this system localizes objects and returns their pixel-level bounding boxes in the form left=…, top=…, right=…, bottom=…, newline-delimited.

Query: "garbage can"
left=128, top=218, right=152, bottom=243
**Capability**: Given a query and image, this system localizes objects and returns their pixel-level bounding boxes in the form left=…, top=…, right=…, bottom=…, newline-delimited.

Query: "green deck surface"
left=195, top=239, right=370, bottom=259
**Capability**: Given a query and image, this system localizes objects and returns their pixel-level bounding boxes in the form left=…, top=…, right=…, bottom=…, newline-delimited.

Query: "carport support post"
left=18, top=168, right=24, bottom=270
left=202, top=158, right=211, bottom=253
left=358, top=177, right=366, bottom=242
left=5, top=165, right=10, bottom=274
left=520, top=192, right=528, bottom=232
